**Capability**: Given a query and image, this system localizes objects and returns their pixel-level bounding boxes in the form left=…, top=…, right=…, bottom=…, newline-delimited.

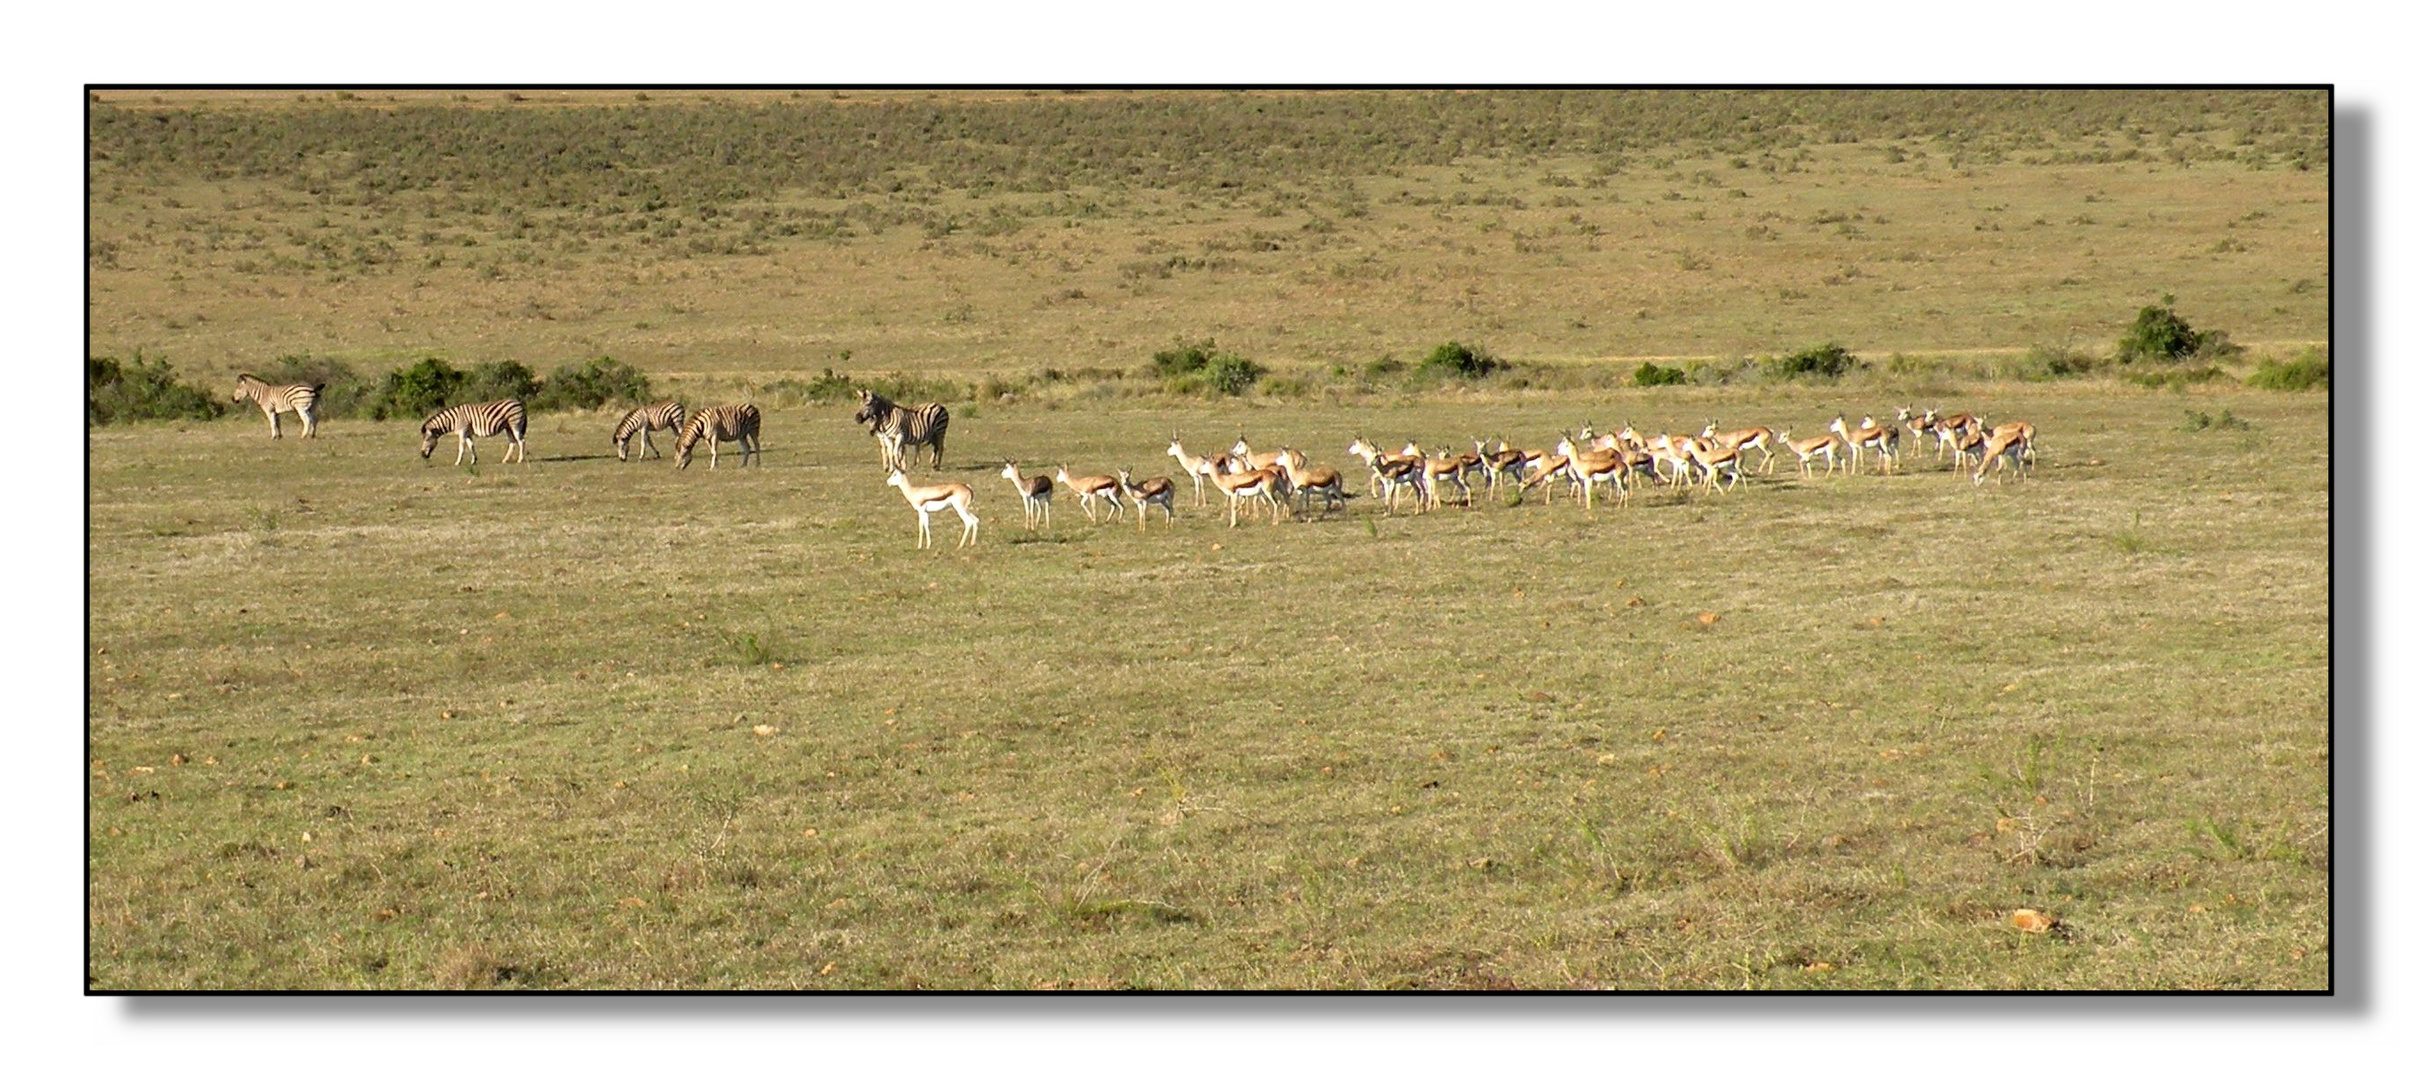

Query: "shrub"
left=1633, top=361, right=1689, bottom=387
left=373, top=357, right=466, bottom=420
left=252, top=354, right=376, bottom=418
left=2244, top=347, right=2330, bottom=391
left=536, top=356, right=653, bottom=411
left=1420, top=340, right=1505, bottom=379
left=1762, top=342, right=1860, bottom=380
left=1149, top=337, right=1261, bottom=395
left=1202, top=354, right=1266, bottom=396
left=2116, top=294, right=2227, bottom=365
left=795, top=367, right=863, bottom=404
left=1150, top=337, right=1220, bottom=378
left=462, top=360, right=542, bottom=405
left=87, top=352, right=223, bottom=425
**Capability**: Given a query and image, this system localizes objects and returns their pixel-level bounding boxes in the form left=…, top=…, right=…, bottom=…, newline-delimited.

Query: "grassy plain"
left=87, top=89, right=2328, bottom=385
left=89, top=385, right=2329, bottom=989
left=87, top=90, right=2330, bottom=989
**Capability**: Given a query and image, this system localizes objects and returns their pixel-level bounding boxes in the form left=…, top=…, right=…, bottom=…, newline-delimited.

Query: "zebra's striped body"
left=232, top=374, right=323, bottom=439
left=853, top=390, right=949, bottom=473
left=614, top=400, right=686, bottom=461
left=675, top=404, right=762, bottom=470
left=420, top=400, right=528, bottom=465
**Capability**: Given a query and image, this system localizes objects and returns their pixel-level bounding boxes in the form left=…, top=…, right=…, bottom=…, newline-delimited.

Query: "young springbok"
left=1117, top=468, right=1178, bottom=530
left=1000, top=461, right=1053, bottom=532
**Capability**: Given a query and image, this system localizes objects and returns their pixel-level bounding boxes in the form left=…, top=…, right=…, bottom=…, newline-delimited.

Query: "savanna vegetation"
left=87, top=89, right=2330, bottom=989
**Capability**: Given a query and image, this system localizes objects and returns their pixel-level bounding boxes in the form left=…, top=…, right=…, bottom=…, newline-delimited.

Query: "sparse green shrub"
left=87, top=352, right=224, bottom=425
left=1761, top=342, right=1860, bottom=380
left=1150, top=337, right=1221, bottom=378
left=2022, top=343, right=2101, bottom=378
left=796, top=367, right=862, bottom=404
left=1633, top=361, right=1689, bottom=387
left=536, top=356, right=653, bottom=411
left=373, top=357, right=466, bottom=420
left=2127, top=365, right=2232, bottom=391
left=1420, top=340, right=1505, bottom=379
left=1150, top=337, right=1260, bottom=395
left=1202, top=354, right=1266, bottom=396
left=2244, top=347, right=2329, bottom=391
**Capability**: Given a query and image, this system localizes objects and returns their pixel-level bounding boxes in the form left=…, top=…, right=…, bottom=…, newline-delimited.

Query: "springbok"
left=1166, top=436, right=1226, bottom=507
left=1000, top=461, right=1053, bottom=532
left=1520, top=453, right=1577, bottom=504
left=1117, top=468, right=1177, bottom=530
left=1779, top=430, right=1845, bottom=478
left=1972, top=428, right=2031, bottom=486
left=1055, top=465, right=1127, bottom=523
left=1208, top=464, right=1288, bottom=527
left=1346, top=435, right=1426, bottom=514
left=1402, top=441, right=1474, bottom=511
left=1829, top=416, right=1895, bottom=475
left=1553, top=434, right=1632, bottom=510
left=1702, top=421, right=1779, bottom=476
left=1274, top=448, right=1347, bottom=518
left=887, top=470, right=979, bottom=549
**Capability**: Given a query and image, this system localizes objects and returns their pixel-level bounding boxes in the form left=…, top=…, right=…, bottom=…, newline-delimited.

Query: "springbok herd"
left=880, top=406, right=2040, bottom=550
left=222, top=373, right=2037, bottom=552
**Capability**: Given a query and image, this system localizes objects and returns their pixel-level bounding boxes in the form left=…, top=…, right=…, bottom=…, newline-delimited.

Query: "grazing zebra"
left=853, top=389, right=949, bottom=473
left=232, top=374, right=323, bottom=439
left=613, top=400, right=687, bottom=462
left=420, top=400, right=529, bottom=465
left=675, top=404, right=762, bottom=470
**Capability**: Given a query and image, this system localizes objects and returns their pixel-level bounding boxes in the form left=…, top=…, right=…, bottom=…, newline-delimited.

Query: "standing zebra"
left=853, top=389, right=949, bottom=473
left=420, top=400, right=530, bottom=465
left=614, top=400, right=687, bottom=461
left=675, top=404, right=762, bottom=470
left=232, top=374, right=324, bottom=439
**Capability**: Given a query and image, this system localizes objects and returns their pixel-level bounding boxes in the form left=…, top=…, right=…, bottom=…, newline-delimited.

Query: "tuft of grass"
left=2186, top=817, right=2252, bottom=861
left=2181, top=408, right=2252, bottom=432
left=2109, top=509, right=2149, bottom=555
left=714, top=619, right=788, bottom=666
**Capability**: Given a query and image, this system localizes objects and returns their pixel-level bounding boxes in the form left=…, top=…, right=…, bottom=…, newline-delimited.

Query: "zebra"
left=613, top=400, right=687, bottom=462
left=232, top=374, right=323, bottom=439
left=852, top=389, right=948, bottom=473
left=675, top=404, right=762, bottom=470
left=420, top=400, right=529, bottom=465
